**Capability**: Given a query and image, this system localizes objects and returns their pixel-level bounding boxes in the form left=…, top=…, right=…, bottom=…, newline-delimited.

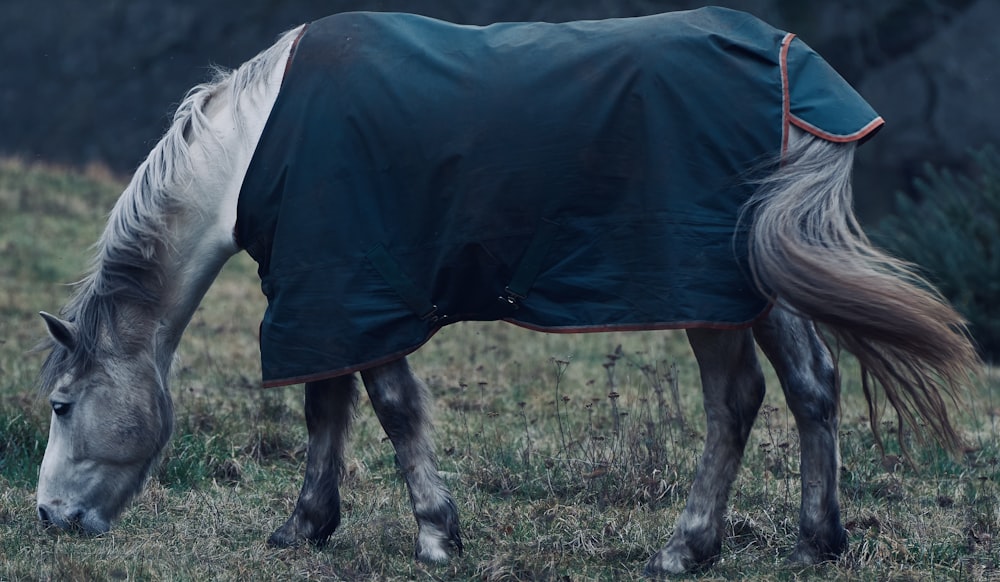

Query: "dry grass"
left=1, top=159, right=999, bottom=580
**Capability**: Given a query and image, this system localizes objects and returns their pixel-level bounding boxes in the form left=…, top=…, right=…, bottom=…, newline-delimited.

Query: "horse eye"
left=51, top=401, right=72, bottom=417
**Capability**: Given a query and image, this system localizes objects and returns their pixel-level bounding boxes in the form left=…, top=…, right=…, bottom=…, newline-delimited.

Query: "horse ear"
left=40, top=312, right=77, bottom=350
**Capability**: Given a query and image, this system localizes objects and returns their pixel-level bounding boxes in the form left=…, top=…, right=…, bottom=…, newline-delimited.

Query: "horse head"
left=36, top=311, right=173, bottom=534
left=32, top=24, right=289, bottom=534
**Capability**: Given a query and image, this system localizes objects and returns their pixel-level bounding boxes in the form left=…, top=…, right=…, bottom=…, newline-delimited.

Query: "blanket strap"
left=367, top=243, right=439, bottom=322
left=499, top=219, right=561, bottom=309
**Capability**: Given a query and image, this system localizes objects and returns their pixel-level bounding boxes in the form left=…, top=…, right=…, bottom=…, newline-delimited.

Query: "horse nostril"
left=38, top=505, right=52, bottom=525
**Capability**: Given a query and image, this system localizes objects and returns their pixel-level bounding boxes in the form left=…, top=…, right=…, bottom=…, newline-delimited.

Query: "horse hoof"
left=267, top=519, right=331, bottom=549
left=784, top=541, right=842, bottom=568
left=644, top=534, right=719, bottom=578
left=414, top=523, right=463, bottom=565
left=785, top=528, right=847, bottom=567
left=785, top=543, right=830, bottom=569
left=415, top=543, right=450, bottom=565
left=267, top=529, right=303, bottom=549
left=643, top=550, right=689, bottom=578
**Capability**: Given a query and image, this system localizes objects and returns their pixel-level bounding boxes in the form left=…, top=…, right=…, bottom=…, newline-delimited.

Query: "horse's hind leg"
left=268, top=375, right=358, bottom=547
left=753, top=306, right=846, bottom=564
left=361, top=358, right=462, bottom=564
left=646, top=328, right=765, bottom=576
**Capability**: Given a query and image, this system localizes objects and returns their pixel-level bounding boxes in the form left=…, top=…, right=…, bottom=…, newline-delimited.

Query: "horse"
left=35, top=8, right=979, bottom=577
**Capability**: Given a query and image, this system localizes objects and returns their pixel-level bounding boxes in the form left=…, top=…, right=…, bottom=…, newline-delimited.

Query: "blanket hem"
left=259, top=304, right=774, bottom=388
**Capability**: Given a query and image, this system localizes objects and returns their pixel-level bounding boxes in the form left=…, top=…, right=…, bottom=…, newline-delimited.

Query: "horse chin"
left=78, top=510, right=113, bottom=535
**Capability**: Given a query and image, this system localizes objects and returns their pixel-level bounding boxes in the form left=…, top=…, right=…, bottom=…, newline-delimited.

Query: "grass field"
left=1, top=158, right=998, bottom=581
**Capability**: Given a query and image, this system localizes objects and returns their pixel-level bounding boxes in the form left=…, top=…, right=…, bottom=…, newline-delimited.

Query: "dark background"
left=1, top=0, right=996, bottom=218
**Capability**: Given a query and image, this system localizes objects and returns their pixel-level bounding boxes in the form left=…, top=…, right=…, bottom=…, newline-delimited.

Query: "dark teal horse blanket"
left=236, top=7, right=883, bottom=387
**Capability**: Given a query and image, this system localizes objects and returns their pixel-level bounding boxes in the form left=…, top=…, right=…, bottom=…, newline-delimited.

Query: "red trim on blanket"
left=779, top=32, right=884, bottom=149
left=234, top=24, right=311, bottom=251
left=789, top=115, right=885, bottom=143
left=258, top=304, right=775, bottom=388
left=502, top=315, right=763, bottom=335
left=261, top=344, right=428, bottom=388
left=780, top=33, right=794, bottom=156
left=283, top=24, right=309, bottom=85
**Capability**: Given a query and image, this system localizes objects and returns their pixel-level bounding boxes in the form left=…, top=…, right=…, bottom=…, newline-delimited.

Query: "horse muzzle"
left=37, top=501, right=110, bottom=535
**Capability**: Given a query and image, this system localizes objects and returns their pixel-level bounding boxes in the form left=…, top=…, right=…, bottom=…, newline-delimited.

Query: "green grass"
left=1, top=158, right=999, bottom=580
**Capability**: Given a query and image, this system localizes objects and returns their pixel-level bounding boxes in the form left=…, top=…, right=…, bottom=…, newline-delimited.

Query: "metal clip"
left=498, top=287, right=525, bottom=310
left=420, top=305, right=439, bottom=322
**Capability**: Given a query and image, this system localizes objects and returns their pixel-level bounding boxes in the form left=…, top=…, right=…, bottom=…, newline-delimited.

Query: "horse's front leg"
left=646, top=328, right=765, bottom=576
left=361, top=358, right=462, bottom=564
left=753, top=306, right=846, bottom=564
left=268, top=376, right=358, bottom=547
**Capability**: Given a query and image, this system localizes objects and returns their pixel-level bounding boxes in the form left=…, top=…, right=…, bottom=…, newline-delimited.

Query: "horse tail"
left=746, top=126, right=980, bottom=456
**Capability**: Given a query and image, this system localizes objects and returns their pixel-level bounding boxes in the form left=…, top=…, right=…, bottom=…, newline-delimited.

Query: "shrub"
left=877, top=146, right=1000, bottom=361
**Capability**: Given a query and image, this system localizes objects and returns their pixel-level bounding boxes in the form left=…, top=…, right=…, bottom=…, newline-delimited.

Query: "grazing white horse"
left=36, top=8, right=978, bottom=577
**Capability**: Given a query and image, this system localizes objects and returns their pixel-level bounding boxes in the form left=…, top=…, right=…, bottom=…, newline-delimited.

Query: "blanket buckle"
left=498, top=219, right=560, bottom=311
left=420, top=305, right=440, bottom=322
left=498, top=287, right=526, bottom=309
